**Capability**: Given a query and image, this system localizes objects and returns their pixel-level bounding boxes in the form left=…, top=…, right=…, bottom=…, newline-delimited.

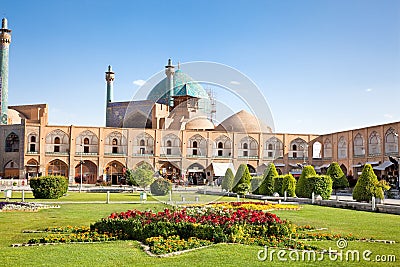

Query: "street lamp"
left=300, top=144, right=308, bottom=166
left=79, top=144, right=84, bottom=193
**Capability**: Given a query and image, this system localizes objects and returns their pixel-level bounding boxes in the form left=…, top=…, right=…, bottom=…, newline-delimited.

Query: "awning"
left=274, top=163, right=285, bottom=167
left=373, top=161, right=394, bottom=171
left=351, top=164, right=362, bottom=168
left=315, top=163, right=330, bottom=170
left=210, top=163, right=235, bottom=177
left=290, top=171, right=302, bottom=175
left=289, top=163, right=299, bottom=168
left=365, top=161, right=379, bottom=165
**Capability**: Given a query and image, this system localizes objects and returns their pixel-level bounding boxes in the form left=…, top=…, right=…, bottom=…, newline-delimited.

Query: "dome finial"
left=2, top=18, right=7, bottom=29
left=178, top=61, right=180, bottom=70
left=167, top=58, right=172, bottom=66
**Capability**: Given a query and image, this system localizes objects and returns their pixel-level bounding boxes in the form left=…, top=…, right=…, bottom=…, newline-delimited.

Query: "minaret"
left=105, top=65, right=115, bottom=125
left=165, top=58, right=175, bottom=107
left=0, top=18, right=12, bottom=125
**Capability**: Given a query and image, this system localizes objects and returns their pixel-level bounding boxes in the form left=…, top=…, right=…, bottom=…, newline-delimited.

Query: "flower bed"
left=203, top=201, right=301, bottom=211
left=145, top=235, right=212, bottom=255
left=0, top=202, right=59, bottom=212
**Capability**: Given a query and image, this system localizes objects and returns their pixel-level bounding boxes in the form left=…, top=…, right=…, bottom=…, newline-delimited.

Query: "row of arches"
left=322, top=128, right=398, bottom=159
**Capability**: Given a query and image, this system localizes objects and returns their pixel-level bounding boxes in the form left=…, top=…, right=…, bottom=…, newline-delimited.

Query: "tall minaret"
left=165, top=59, right=175, bottom=107
left=105, top=65, right=115, bottom=125
left=0, top=18, right=12, bottom=125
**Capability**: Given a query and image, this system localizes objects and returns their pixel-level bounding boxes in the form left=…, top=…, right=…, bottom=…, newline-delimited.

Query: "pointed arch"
left=385, top=127, right=398, bottom=155
left=323, top=138, right=332, bottom=158
left=105, top=131, right=127, bottom=155
left=239, top=136, right=258, bottom=157
left=187, top=134, right=207, bottom=157
left=264, top=136, right=283, bottom=159
left=46, top=159, right=69, bottom=177
left=353, top=133, right=365, bottom=157
left=161, top=133, right=181, bottom=156
left=368, top=131, right=381, bottom=156
left=133, top=133, right=154, bottom=155
left=27, top=132, right=39, bottom=153
left=45, top=129, right=69, bottom=154
left=5, top=132, right=19, bottom=152
left=312, top=141, right=322, bottom=159
left=338, top=136, right=347, bottom=159
left=76, top=130, right=99, bottom=154
left=75, top=160, right=98, bottom=184
left=289, top=138, right=307, bottom=159
left=214, top=135, right=232, bottom=157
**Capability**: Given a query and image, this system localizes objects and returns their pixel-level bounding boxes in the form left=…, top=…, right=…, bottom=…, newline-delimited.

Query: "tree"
left=232, top=164, right=251, bottom=194
left=295, top=165, right=316, bottom=198
left=258, top=163, right=278, bottom=196
left=132, top=164, right=155, bottom=192
left=326, top=162, right=349, bottom=192
left=221, top=168, right=235, bottom=192
left=353, top=164, right=384, bottom=201
left=125, top=169, right=138, bottom=186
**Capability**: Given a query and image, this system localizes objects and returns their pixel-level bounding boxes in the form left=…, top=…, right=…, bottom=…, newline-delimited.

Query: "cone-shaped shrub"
left=327, top=162, right=349, bottom=190
left=295, top=165, right=316, bottom=198
left=282, top=174, right=297, bottom=197
left=353, top=164, right=384, bottom=201
left=250, top=176, right=263, bottom=194
left=221, top=168, right=234, bottom=192
left=258, top=163, right=278, bottom=196
left=232, top=164, right=251, bottom=194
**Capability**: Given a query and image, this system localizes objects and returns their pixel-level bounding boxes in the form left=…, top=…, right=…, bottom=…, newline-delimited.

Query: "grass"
left=0, top=193, right=399, bottom=266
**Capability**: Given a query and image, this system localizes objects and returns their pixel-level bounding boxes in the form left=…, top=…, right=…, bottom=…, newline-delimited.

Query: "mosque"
left=1, top=18, right=399, bottom=188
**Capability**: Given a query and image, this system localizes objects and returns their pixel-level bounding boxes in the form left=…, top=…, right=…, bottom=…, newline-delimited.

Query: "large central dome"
left=147, top=69, right=209, bottom=105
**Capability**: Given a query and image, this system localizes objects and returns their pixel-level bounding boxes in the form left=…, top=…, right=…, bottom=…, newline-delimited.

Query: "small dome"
left=215, top=110, right=271, bottom=133
left=147, top=69, right=209, bottom=104
left=7, top=109, right=26, bottom=124
left=185, top=116, right=214, bottom=130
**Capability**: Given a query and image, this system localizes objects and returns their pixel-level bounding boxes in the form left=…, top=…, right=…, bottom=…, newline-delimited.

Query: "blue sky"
left=2, top=0, right=399, bottom=134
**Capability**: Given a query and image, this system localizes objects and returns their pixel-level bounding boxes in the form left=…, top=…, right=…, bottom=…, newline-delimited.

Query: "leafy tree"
left=132, top=164, right=155, bottom=191
left=295, top=165, right=316, bottom=197
left=232, top=164, right=251, bottom=194
left=221, top=168, right=235, bottom=192
left=353, top=164, right=384, bottom=201
left=259, top=163, right=278, bottom=196
left=125, top=169, right=138, bottom=186
left=282, top=174, right=296, bottom=197
left=326, top=162, right=349, bottom=192
left=150, top=178, right=172, bottom=196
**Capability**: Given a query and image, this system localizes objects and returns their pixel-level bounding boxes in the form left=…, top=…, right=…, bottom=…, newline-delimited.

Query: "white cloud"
left=384, top=114, right=393, bottom=119
left=133, top=79, right=146, bottom=86
left=365, top=88, right=373, bottom=92
left=230, top=81, right=240, bottom=85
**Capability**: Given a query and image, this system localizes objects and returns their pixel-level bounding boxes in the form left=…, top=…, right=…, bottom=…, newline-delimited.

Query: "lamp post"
left=300, top=144, right=308, bottom=166
left=79, top=144, right=84, bottom=193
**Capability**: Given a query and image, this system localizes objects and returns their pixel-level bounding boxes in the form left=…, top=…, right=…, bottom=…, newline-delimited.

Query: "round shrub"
left=30, top=175, right=68, bottom=199
left=326, top=162, right=349, bottom=190
left=295, top=166, right=316, bottom=198
left=150, top=178, right=172, bottom=196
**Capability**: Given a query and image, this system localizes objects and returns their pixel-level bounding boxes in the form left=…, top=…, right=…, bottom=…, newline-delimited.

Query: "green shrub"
left=250, top=176, right=263, bottom=194
left=259, top=163, right=278, bottom=196
left=30, top=175, right=68, bottom=199
left=353, top=164, right=384, bottom=201
left=150, top=178, right=172, bottom=196
left=295, top=166, right=316, bottom=197
left=236, top=183, right=250, bottom=196
left=326, top=162, right=349, bottom=190
left=308, top=175, right=332, bottom=200
left=282, top=174, right=296, bottom=197
left=273, top=176, right=284, bottom=196
left=232, top=164, right=251, bottom=194
left=221, top=168, right=235, bottom=192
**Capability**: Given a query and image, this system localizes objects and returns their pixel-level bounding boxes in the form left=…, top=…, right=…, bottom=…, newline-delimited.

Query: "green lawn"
left=0, top=193, right=399, bottom=266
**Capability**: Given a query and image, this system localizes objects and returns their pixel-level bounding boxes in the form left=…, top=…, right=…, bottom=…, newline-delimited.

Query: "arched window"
left=30, top=136, right=36, bottom=142
left=187, top=134, right=206, bottom=157
left=54, top=137, right=60, bottom=144
left=193, top=141, right=198, bottom=148
left=5, top=132, right=19, bottom=152
left=292, top=144, right=297, bottom=151
left=140, top=139, right=145, bottom=146
left=264, top=137, right=283, bottom=159
left=162, top=133, right=181, bottom=156
left=289, top=138, right=307, bottom=159
left=338, top=136, right=347, bottom=159
left=353, top=133, right=365, bottom=156
left=385, top=128, right=398, bottom=155
left=240, top=136, right=258, bottom=157
left=268, top=144, right=273, bottom=150
left=46, top=129, right=69, bottom=154
left=218, top=142, right=223, bottom=149
left=112, top=138, right=118, bottom=146
left=167, top=140, right=172, bottom=147
left=324, top=139, right=332, bottom=158
left=84, top=138, right=90, bottom=145
left=243, top=143, right=248, bottom=150
left=368, top=131, right=381, bottom=155
left=214, top=135, right=232, bottom=157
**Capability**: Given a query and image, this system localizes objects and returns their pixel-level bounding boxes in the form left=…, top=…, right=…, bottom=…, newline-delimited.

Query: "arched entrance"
left=25, top=159, right=39, bottom=178
left=247, top=164, right=256, bottom=175
left=75, top=160, right=98, bottom=184
left=159, top=161, right=181, bottom=182
left=187, top=163, right=206, bottom=185
left=47, top=159, right=68, bottom=177
left=105, top=161, right=125, bottom=185
left=4, top=160, right=19, bottom=178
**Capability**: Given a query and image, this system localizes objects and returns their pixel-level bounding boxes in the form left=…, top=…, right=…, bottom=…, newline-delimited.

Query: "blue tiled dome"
left=147, top=70, right=209, bottom=105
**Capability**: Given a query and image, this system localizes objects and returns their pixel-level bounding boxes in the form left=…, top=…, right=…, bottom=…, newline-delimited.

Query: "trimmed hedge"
left=327, top=162, right=349, bottom=190
left=296, top=175, right=332, bottom=199
left=259, top=163, right=278, bottom=196
left=282, top=174, right=296, bottom=197
left=353, top=164, right=384, bottom=201
left=150, top=178, right=172, bottom=196
left=221, top=168, right=235, bottom=192
left=30, top=175, right=68, bottom=199
left=232, top=164, right=251, bottom=194
left=250, top=176, right=263, bottom=194
left=273, top=176, right=284, bottom=196
left=295, top=166, right=316, bottom=198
